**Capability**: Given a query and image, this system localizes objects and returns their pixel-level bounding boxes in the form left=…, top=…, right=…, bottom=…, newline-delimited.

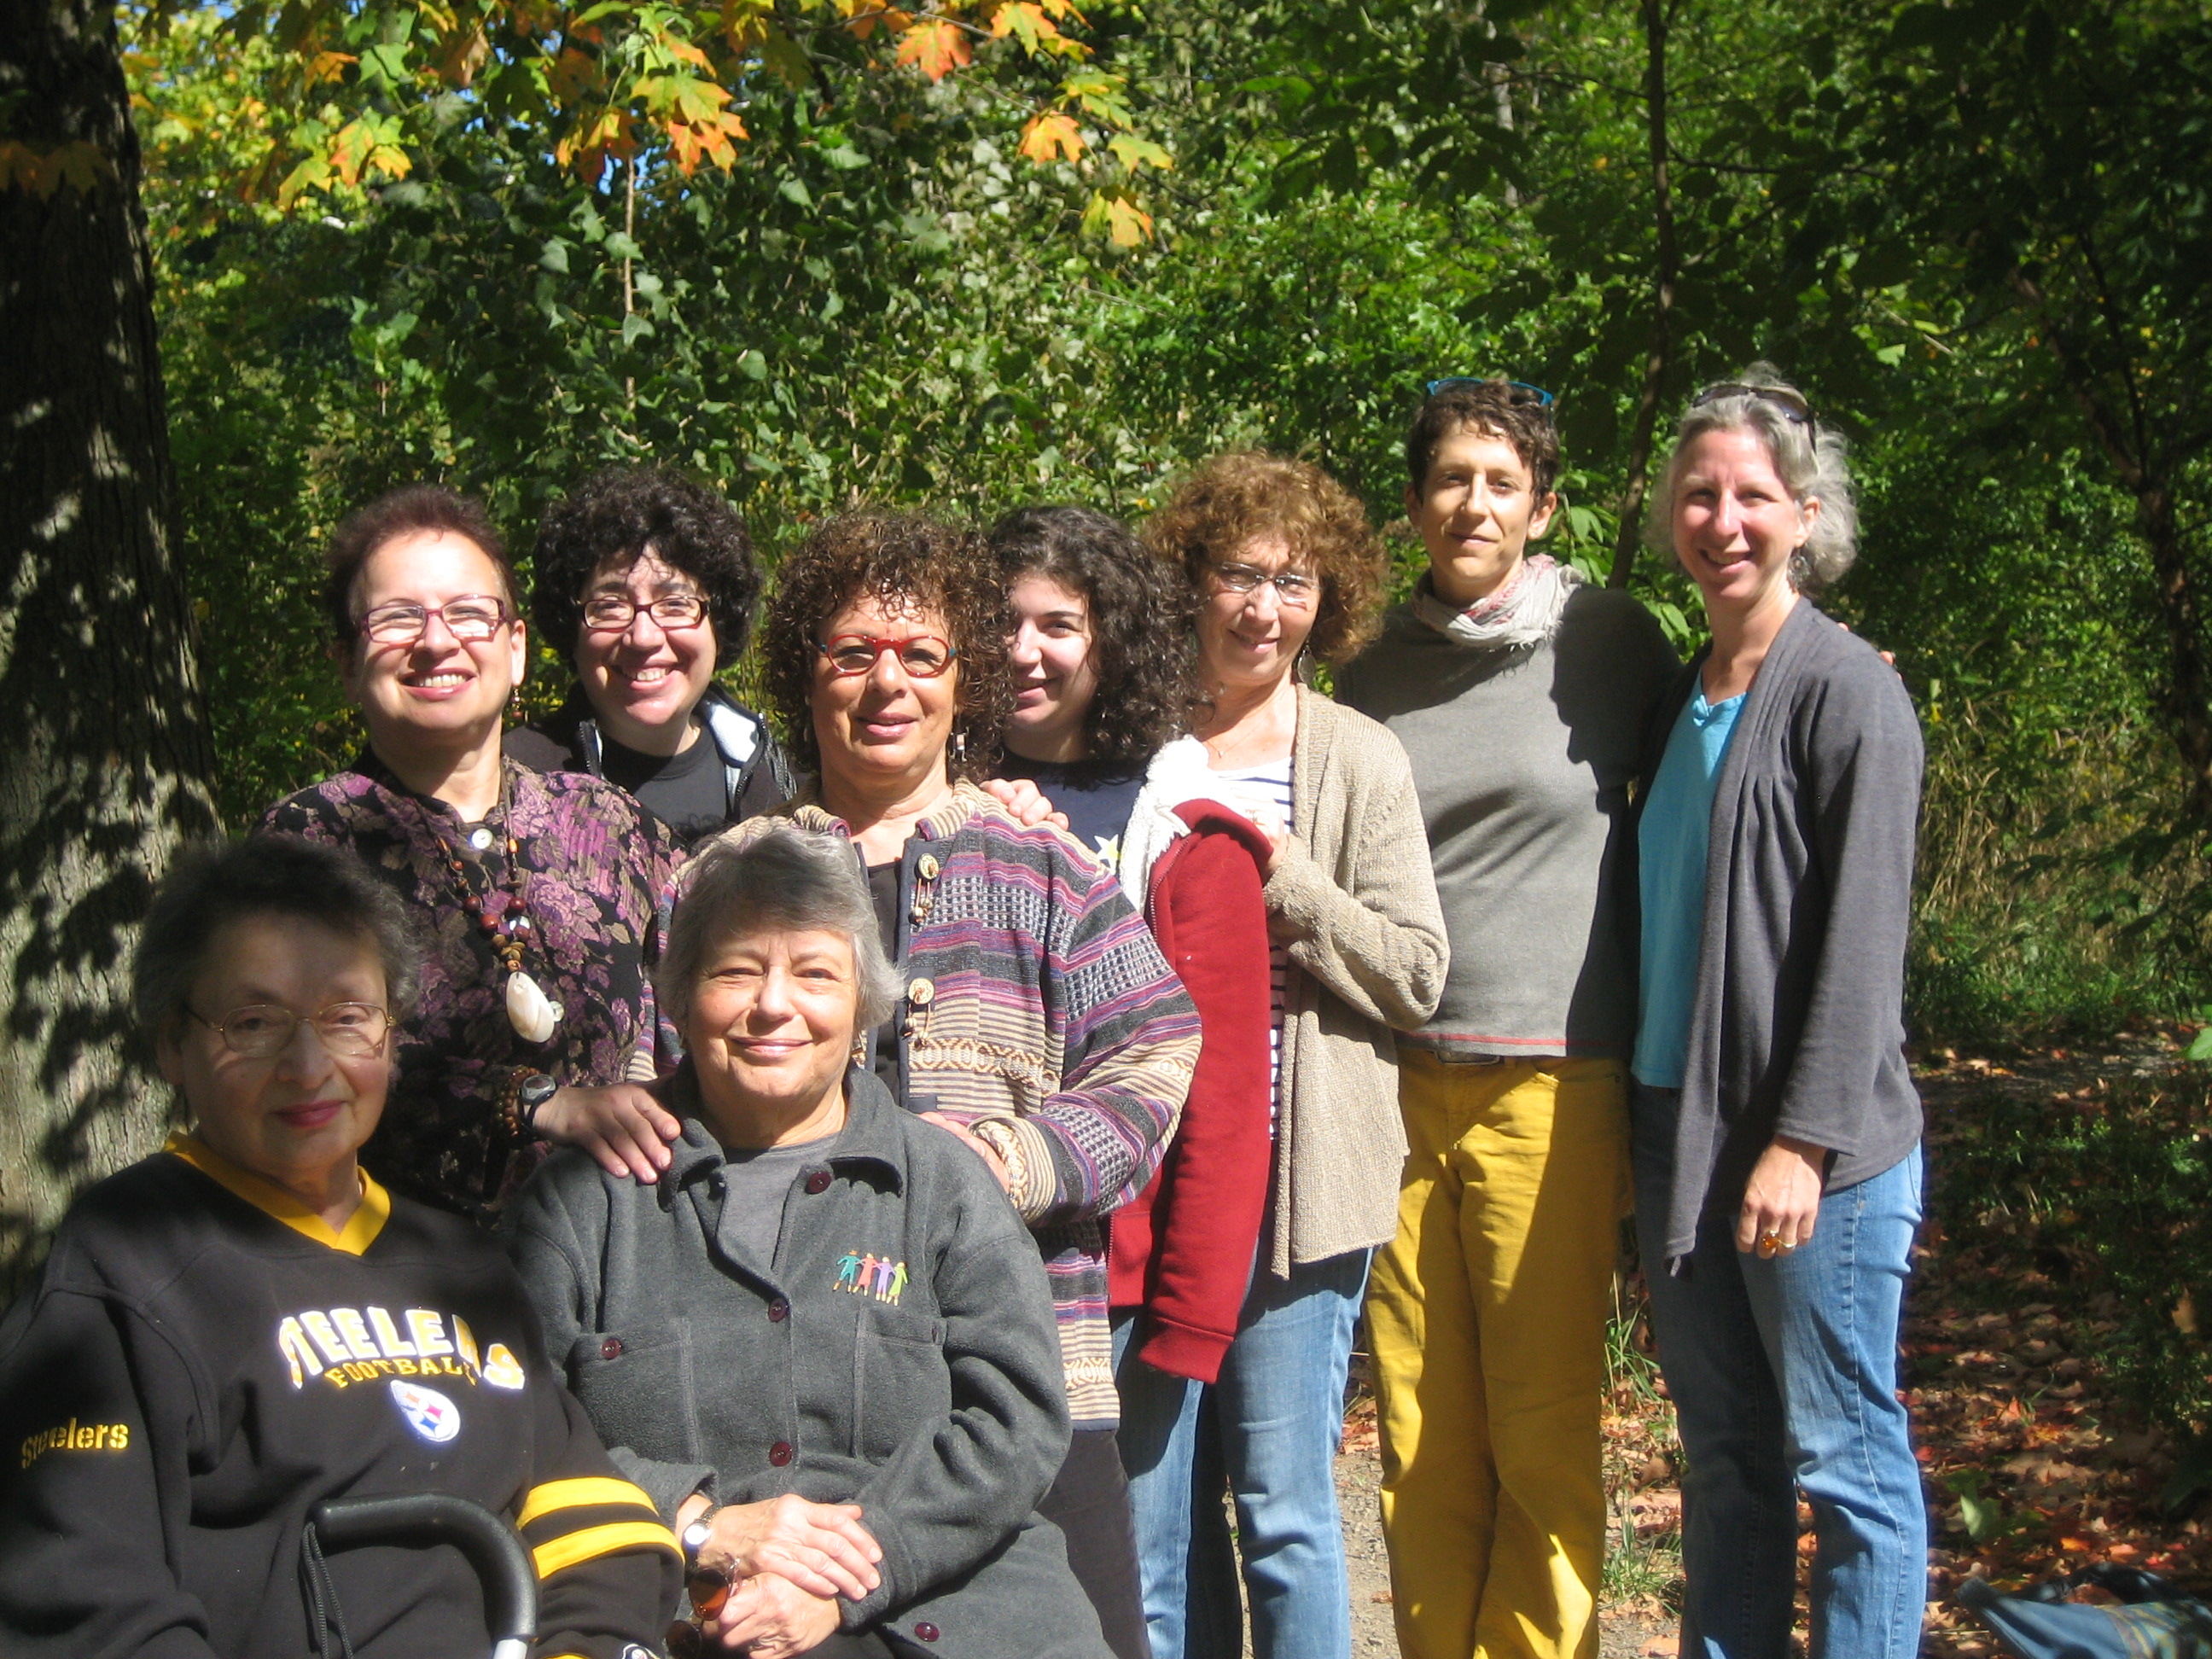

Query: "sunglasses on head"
left=1423, top=377, right=1556, bottom=409
left=1691, top=381, right=1818, bottom=433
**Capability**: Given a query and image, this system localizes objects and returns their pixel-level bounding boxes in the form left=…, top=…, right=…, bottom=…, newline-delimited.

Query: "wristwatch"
left=682, top=1504, right=720, bottom=1561
left=515, top=1069, right=560, bottom=1134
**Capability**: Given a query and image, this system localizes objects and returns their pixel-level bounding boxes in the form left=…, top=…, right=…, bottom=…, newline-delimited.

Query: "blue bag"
left=1959, top=1566, right=2212, bottom=1659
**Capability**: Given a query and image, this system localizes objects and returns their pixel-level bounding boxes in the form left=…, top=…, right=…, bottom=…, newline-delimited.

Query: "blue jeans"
left=1112, top=1248, right=1371, bottom=1659
left=1632, top=1086, right=1928, bottom=1659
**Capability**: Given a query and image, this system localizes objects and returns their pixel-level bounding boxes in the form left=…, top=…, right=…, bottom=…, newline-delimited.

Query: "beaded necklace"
left=443, top=773, right=563, bottom=1043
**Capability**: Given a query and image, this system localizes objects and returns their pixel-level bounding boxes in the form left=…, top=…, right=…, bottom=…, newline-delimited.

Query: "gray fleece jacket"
left=504, top=1063, right=1109, bottom=1659
left=1632, top=600, right=1925, bottom=1260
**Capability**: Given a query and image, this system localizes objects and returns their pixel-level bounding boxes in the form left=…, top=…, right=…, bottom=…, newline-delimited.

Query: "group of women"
left=0, top=363, right=1927, bottom=1659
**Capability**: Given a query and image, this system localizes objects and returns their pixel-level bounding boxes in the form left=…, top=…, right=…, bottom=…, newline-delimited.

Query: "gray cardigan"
left=504, top=1064, right=1109, bottom=1659
left=1261, top=687, right=1450, bottom=1276
left=1633, top=601, right=1924, bottom=1260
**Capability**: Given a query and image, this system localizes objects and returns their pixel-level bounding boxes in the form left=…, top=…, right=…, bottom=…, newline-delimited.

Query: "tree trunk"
left=0, top=0, right=219, bottom=1292
left=1610, top=0, right=1678, bottom=589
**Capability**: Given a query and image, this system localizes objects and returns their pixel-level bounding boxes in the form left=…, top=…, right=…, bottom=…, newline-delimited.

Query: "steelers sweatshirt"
left=0, top=1134, right=680, bottom=1658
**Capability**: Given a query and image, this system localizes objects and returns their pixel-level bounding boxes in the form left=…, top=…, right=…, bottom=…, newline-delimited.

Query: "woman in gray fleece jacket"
left=507, top=825, right=1109, bottom=1659
left=1630, top=368, right=1925, bottom=1659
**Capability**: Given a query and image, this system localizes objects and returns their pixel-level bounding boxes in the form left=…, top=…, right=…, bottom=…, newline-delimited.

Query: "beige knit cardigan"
left=1260, top=687, right=1449, bottom=1278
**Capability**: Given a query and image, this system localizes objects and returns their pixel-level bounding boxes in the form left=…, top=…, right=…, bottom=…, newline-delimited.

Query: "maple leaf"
left=989, top=1, right=1068, bottom=55
left=305, top=51, right=356, bottom=87
left=895, top=19, right=971, bottom=81
left=1018, top=112, right=1082, bottom=165
left=662, top=37, right=714, bottom=71
left=1080, top=186, right=1151, bottom=247
left=434, top=25, right=489, bottom=88
left=1107, top=133, right=1170, bottom=172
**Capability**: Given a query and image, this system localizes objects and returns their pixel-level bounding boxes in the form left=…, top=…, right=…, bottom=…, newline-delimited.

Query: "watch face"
left=521, top=1072, right=560, bottom=1106
left=684, top=1521, right=712, bottom=1554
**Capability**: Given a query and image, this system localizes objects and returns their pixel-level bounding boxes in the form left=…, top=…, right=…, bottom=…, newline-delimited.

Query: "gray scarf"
left=1412, top=553, right=1582, bottom=650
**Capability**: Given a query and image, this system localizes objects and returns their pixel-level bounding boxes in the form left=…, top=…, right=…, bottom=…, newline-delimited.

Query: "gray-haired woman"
left=1628, top=365, right=1925, bottom=1658
left=507, top=823, right=1111, bottom=1659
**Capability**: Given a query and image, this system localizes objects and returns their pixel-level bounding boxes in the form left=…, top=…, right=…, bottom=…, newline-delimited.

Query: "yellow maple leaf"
left=895, top=18, right=971, bottom=80
left=1018, top=112, right=1082, bottom=164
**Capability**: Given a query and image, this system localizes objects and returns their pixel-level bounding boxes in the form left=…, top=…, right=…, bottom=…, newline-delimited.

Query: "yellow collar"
left=163, top=1132, right=391, bottom=1256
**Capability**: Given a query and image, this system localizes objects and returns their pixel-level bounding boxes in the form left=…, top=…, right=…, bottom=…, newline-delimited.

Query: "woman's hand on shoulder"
left=918, top=1110, right=1016, bottom=1194
left=534, top=1084, right=681, bottom=1183
left=1735, top=1134, right=1827, bottom=1257
left=981, top=776, right=1070, bottom=831
left=708, top=1569, right=844, bottom=1656
left=700, top=1493, right=882, bottom=1602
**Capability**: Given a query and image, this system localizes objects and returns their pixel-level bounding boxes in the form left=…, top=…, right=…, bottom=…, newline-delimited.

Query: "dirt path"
left=1299, top=1029, right=2208, bottom=1659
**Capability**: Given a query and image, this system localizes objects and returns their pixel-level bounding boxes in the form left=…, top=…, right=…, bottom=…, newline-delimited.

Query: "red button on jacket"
left=913, top=1623, right=940, bottom=1643
left=768, top=1441, right=793, bottom=1466
left=600, top=1336, right=623, bottom=1359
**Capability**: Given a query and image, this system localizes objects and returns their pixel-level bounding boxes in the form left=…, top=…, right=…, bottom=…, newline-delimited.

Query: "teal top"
left=1632, top=687, right=1746, bottom=1089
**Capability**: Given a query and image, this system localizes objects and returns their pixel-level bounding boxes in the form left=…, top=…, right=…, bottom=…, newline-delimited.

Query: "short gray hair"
left=661, top=824, right=900, bottom=1031
left=134, top=836, right=425, bottom=1045
left=1644, top=362, right=1860, bottom=591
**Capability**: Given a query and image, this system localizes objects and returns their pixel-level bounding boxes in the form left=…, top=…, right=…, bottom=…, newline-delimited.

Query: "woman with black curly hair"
left=508, top=465, right=794, bottom=846
left=716, top=509, right=1202, bottom=1659
left=988, top=506, right=1192, bottom=867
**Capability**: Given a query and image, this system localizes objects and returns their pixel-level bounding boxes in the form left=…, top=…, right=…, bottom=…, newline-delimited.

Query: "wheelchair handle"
left=310, top=1493, right=538, bottom=1659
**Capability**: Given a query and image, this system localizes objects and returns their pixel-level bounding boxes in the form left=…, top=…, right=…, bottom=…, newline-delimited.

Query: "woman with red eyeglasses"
left=707, top=510, right=1202, bottom=1659
left=260, top=486, right=688, bottom=1220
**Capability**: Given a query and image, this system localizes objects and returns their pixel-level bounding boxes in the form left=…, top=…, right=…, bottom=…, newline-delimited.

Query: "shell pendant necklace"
left=446, top=776, right=562, bottom=1044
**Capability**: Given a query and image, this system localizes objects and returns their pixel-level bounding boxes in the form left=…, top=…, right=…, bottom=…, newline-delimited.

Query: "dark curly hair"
left=322, top=485, right=514, bottom=644
left=760, top=512, right=1013, bottom=782
left=1143, top=452, right=1386, bottom=667
left=988, top=505, right=1194, bottom=767
left=1406, top=380, right=1560, bottom=501
left=530, top=467, right=762, bottom=670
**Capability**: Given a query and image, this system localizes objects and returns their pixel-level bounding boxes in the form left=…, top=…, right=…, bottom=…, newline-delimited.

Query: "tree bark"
left=1610, top=0, right=1678, bottom=589
left=0, top=0, right=219, bottom=1291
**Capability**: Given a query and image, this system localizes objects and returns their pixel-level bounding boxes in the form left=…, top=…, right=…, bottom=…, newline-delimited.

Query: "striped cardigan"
left=713, top=781, right=1201, bottom=1426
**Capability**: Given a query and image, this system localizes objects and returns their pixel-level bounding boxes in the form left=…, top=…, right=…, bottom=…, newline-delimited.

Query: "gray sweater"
left=504, top=1064, right=1109, bottom=1659
left=1632, top=601, right=1925, bottom=1260
left=1337, top=584, right=1678, bottom=1058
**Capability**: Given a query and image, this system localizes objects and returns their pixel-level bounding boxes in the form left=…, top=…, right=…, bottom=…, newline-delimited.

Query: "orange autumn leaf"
left=895, top=18, right=971, bottom=80
left=1018, top=111, right=1082, bottom=164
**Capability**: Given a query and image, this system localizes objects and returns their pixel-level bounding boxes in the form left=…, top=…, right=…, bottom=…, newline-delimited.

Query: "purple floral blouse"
left=259, top=756, right=684, bottom=1215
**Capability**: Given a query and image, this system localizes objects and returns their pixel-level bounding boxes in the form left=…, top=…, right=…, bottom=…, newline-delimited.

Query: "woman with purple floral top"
left=259, top=485, right=686, bottom=1219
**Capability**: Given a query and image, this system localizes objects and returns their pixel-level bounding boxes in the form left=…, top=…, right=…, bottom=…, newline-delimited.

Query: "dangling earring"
left=950, top=728, right=969, bottom=764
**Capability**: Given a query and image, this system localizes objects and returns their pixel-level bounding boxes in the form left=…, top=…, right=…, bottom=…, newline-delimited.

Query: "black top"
left=597, top=729, right=729, bottom=845
left=506, top=683, right=795, bottom=848
left=866, top=859, right=902, bottom=1091
left=994, top=754, right=1145, bottom=871
left=0, top=1140, right=679, bottom=1657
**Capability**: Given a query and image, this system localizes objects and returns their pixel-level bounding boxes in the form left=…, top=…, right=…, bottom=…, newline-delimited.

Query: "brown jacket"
left=1263, top=688, right=1449, bottom=1276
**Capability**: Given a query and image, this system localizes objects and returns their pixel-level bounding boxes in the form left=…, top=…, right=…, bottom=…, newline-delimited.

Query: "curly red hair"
left=1142, top=452, right=1385, bottom=667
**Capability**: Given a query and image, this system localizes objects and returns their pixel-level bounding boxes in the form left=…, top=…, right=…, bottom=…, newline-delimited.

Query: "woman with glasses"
left=1334, top=379, right=1678, bottom=1659
left=1131, top=454, right=1447, bottom=1659
left=510, top=824, right=1116, bottom=1659
left=261, top=485, right=687, bottom=1218
left=1632, top=365, right=1925, bottom=1658
left=718, top=509, right=1202, bottom=1659
left=507, top=466, right=795, bottom=847
left=0, top=835, right=679, bottom=1657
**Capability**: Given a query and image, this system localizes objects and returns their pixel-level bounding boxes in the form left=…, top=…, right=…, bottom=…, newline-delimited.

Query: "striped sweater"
left=716, top=782, right=1201, bottom=1427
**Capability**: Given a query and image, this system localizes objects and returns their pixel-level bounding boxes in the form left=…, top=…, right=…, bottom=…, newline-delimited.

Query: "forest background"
left=7, top=0, right=2212, bottom=1445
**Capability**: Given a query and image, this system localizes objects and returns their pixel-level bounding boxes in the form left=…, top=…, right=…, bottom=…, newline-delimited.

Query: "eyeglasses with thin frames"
left=189, top=1002, right=393, bottom=1059
left=582, top=592, right=708, bottom=632
left=1423, top=377, right=1556, bottom=409
left=357, top=597, right=511, bottom=645
left=815, top=635, right=959, bottom=678
left=1210, top=562, right=1320, bottom=608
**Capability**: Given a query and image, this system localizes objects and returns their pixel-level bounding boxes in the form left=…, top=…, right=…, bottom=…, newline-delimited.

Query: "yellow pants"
left=1367, top=1051, right=1629, bottom=1659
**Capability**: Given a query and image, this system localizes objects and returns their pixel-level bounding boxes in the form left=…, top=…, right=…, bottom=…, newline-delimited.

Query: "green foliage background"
left=136, top=0, right=2212, bottom=1051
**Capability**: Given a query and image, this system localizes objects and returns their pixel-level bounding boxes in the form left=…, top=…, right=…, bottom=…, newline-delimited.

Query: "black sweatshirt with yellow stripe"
left=0, top=1135, right=681, bottom=1657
